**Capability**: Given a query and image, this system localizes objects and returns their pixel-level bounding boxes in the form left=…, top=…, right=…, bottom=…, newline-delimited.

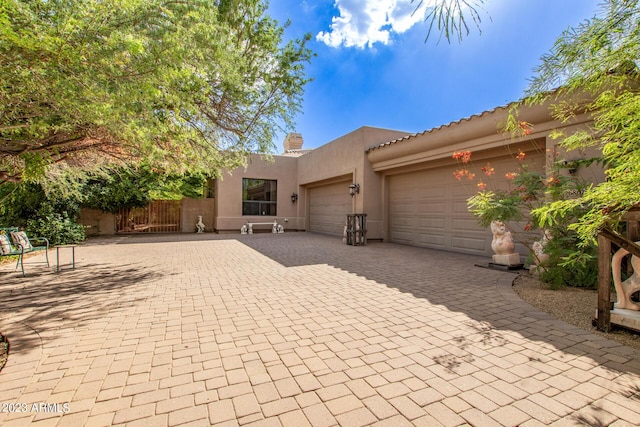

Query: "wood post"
left=595, top=211, right=640, bottom=332
left=597, top=234, right=612, bottom=332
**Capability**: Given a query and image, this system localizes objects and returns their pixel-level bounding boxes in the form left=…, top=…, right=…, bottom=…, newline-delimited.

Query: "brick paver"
left=1, top=232, right=639, bottom=426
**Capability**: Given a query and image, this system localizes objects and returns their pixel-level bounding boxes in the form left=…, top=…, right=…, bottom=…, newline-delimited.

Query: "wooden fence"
left=116, top=200, right=182, bottom=233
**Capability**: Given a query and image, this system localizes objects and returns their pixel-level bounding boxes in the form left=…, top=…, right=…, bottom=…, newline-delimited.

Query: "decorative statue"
left=532, top=229, right=552, bottom=265
left=612, top=242, right=640, bottom=311
left=491, top=220, right=515, bottom=255
left=240, top=224, right=248, bottom=235
left=342, top=220, right=348, bottom=244
left=196, top=216, right=205, bottom=233
left=272, top=220, right=278, bottom=234
left=490, top=220, right=520, bottom=265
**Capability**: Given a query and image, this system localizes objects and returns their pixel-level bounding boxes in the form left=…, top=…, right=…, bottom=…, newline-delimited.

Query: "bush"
left=26, top=213, right=86, bottom=246
left=538, top=227, right=598, bottom=289
left=457, top=149, right=599, bottom=290
left=1, top=182, right=85, bottom=245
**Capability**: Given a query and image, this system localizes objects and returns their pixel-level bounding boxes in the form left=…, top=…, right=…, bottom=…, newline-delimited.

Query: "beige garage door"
left=388, top=153, right=544, bottom=256
left=309, top=181, right=352, bottom=236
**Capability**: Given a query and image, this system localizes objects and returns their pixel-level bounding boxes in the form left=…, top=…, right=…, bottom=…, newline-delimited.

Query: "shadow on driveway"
left=0, top=263, right=162, bottom=356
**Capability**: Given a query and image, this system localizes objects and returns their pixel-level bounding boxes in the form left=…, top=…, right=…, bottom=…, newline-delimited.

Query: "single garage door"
left=388, top=153, right=544, bottom=256
left=309, top=181, right=352, bottom=236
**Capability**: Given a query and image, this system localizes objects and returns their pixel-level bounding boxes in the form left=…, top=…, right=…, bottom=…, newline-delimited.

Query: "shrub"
left=26, top=213, right=86, bottom=246
left=1, top=182, right=85, bottom=245
left=538, top=227, right=598, bottom=289
left=455, top=148, right=599, bottom=289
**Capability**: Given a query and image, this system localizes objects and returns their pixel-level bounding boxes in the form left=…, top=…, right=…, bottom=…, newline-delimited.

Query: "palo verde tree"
left=425, top=0, right=640, bottom=281
left=515, top=0, right=640, bottom=251
left=413, top=0, right=488, bottom=43
left=0, top=0, right=312, bottom=187
left=426, top=0, right=640, bottom=254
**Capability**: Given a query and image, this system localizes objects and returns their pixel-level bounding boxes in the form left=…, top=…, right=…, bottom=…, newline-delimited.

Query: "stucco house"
left=211, top=99, right=598, bottom=256
left=81, top=98, right=600, bottom=258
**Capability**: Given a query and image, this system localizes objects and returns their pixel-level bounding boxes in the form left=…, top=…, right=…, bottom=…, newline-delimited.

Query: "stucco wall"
left=79, top=209, right=116, bottom=236
left=180, top=197, right=215, bottom=233
left=80, top=198, right=215, bottom=235
left=215, top=155, right=302, bottom=232
left=296, top=126, right=409, bottom=239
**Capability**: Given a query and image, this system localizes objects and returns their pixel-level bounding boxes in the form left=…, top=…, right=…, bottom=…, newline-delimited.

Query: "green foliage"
left=0, top=182, right=85, bottom=245
left=415, top=0, right=488, bottom=43
left=0, top=0, right=312, bottom=186
left=81, top=170, right=153, bottom=214
left=467, top=163, right=574, bottom=228
left=468, top=191, right=522, bottom=228
left=538, top=227, right=599, bottom=289
left=519, top=0, right=640, bottom=248
left=26, top=212, right=86, bottom=246
left=81, top=165, right=208, bottom=213
left=463, top=152, right=597, bottom=288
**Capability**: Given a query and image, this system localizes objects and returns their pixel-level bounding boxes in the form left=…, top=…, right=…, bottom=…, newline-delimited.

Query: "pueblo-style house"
left=81, top=99, right=601, bottom=258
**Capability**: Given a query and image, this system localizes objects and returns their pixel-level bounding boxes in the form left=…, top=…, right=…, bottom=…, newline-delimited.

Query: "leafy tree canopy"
left=81, top=165, right=208, bottom=213
left=0, top=0, right=312, bottom=186
left=515, top=0, right=640, bottom=246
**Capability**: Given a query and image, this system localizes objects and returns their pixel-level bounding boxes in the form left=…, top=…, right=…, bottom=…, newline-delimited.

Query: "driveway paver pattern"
left=1, top=233, right=639, bottom=426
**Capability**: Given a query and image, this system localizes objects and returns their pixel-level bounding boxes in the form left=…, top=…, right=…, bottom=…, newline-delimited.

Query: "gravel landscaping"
left=513, top=273, right=640, bottom=351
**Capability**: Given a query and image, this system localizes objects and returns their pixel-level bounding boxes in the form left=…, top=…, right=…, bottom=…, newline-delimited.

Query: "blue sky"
left=267, top=0, right=602, bottom=150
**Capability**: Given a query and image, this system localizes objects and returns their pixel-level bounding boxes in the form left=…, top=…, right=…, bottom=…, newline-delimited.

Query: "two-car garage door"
left=308, top=180, right=352, bottom=236
left=388, top=153, right=544, bottom=256
left=389, top=168, right=486, bottom=255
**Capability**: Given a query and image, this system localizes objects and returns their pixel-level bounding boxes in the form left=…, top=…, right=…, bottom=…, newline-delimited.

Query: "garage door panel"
left=416, top=217, right=446, bottom=228
left=391, top=202, right=414, bottom=213
left=451, top=235, right=486, bottom=251
left=452, top=200, right=472, bottom=211
left=392, top=217, right=414, bottom=228
left=391, top=230, right=415, bottom=244
left=415, top=233, right=446, bottom=248
left=452, top=217, right=481, bottom=231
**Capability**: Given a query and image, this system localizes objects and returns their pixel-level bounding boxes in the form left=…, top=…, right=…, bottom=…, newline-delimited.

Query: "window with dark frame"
left=242, top=178, right=277, bottom=216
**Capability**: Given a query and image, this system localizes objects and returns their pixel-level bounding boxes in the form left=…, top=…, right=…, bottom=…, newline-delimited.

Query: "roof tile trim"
left=365, top=103, right=513, bottom=153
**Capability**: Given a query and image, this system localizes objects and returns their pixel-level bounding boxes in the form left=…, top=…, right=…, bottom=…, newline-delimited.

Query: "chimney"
left=283, top=133, right=303, bottom=152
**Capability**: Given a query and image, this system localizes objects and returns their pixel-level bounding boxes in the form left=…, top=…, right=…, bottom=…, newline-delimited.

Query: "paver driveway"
left=1, top=233, right=639, bottom=426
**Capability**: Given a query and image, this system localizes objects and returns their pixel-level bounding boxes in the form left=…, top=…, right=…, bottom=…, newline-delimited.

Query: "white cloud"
left=316, top=0, right=431, bottom=49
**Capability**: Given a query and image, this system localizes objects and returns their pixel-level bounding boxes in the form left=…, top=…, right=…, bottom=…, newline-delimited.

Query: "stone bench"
left=241, top=220, right=284, bottom=235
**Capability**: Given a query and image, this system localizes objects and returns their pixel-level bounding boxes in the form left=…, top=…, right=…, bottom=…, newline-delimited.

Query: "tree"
left=442, top=0, right=640, bottom=248
left=515, top=0, right=640, bottom=249
left=443, top=0, right=640, bottom=278
left=414, top=0, right=488, bottom=43
left=81, top=165, right=208, bottom=214
left=0, top=0, right=312, bottom=186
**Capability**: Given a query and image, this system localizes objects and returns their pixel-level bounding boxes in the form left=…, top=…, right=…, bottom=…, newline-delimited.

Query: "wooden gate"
left=116, top=200, right=181, bottom=233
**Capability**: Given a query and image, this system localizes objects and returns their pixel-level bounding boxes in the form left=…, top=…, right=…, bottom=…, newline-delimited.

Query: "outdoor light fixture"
left=349, top=183, right=360, bottom=196
left=291, top=192, right=298, bottom=203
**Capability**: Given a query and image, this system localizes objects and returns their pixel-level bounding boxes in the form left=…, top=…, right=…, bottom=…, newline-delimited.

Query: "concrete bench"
left=241, top=220, right=284, bottom=235
left=0, top=227, right=50, bottom=277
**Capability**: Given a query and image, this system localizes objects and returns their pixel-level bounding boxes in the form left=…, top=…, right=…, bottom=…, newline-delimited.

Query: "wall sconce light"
left=563, top=160, right=578, bottom=175
left=349, top=183, right=360, bottom=196
left=291, top=192, right=298, bottom=203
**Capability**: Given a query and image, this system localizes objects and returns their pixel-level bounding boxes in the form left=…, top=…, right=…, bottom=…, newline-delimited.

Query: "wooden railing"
left=596, top=209, right=640, bottom=331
